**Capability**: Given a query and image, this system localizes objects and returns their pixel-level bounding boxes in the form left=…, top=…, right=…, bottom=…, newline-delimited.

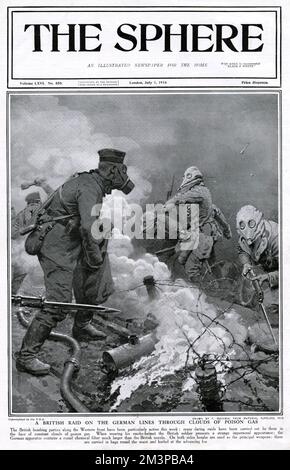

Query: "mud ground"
left=11, top=288, right=279, bottom=414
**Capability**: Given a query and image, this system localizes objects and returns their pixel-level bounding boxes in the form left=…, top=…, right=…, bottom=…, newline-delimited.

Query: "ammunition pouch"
left=24, top=185, right=79, bottom=255
left=25, top=221, right=56, bottom=255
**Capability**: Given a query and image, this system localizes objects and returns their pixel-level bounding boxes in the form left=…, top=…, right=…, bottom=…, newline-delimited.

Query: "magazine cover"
left=0, top=0, right=289, bottom=452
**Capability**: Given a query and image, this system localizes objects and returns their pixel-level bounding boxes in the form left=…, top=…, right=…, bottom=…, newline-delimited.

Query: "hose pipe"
left=16, top=308, right=90, bottom=413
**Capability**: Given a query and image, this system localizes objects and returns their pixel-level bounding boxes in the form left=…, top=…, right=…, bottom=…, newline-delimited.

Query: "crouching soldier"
left=16, top=148, right=135, bottom=376
left=12, top=177, right=54, bottom=240
left=236, top=205, right=278, bottom=301
left=164, top=166, right=232, bottom=283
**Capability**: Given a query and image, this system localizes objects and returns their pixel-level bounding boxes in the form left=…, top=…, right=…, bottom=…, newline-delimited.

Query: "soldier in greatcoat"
left=16, top=149, right=134, bottom=376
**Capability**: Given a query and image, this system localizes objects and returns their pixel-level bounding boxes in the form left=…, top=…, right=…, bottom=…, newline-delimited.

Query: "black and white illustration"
left=10, top=92, right=280, bottom=414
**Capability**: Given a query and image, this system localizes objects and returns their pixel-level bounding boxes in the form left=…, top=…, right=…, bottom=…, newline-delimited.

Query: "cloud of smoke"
left=10, top=95, right=150, bottom=211
left=97, top=223, right=247, bottom=409
left=11, top=94, right=278, bottom=262
left=107, top=242, right=248, bottom=408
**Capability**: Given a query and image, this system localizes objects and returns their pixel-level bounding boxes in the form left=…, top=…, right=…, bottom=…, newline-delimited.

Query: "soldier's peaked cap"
left=98, top=148, right=126, bottom=164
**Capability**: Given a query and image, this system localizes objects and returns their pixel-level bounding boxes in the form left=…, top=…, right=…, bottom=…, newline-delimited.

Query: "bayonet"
left=12, top=295, right=121, bottom=315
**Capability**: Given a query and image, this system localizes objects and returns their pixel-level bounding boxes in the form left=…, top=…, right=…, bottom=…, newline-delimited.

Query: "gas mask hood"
left=236, top=205, right=265, bottom=245
left=179, top=166, right=203, bottom=190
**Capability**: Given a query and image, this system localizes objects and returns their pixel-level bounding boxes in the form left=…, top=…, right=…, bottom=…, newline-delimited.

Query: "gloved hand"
left=164, top=201, right=176, bottom=212
left=83, top=253, right=103, bottom=271
left=178, top=229, right=191, bottom=241
left=224, top=225, right=232, bottom=239
left=242, top=263, right=252, bottom=278
left=251, top=272, right=270, bottom=287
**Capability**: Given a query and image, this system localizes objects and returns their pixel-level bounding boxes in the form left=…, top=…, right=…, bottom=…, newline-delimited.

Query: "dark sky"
left=11, top=93, right=278, bottom=258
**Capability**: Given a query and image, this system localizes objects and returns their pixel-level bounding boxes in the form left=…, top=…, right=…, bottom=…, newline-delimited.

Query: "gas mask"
left=179, top=166, right=203, bottom=190
left=236, top=205, right=265, bottom=246
left=111, top=164, right=135, bottom=194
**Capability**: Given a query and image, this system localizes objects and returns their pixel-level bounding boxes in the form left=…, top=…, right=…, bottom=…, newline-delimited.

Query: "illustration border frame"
left=6, top=89, right=283, bottom=417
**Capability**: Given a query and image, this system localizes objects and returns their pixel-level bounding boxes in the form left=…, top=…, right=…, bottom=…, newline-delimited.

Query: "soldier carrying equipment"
left=161, top=166, right=232, bottom=283
left=11, top=177, right=54, bottom=240
left=16, top=148, right=135, bottom=377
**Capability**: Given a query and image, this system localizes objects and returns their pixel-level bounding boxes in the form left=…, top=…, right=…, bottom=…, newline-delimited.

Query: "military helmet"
left=25, top=191, right=41, bottom=204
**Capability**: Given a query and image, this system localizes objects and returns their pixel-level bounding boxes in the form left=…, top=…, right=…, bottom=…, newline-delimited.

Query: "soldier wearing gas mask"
left=16, top=148, right=135, bottom=376
left=11, top=178, right=54, bottom=240
left=236, top=205, right=278, bottom=289
left=164, top=166, right=232, bottom=283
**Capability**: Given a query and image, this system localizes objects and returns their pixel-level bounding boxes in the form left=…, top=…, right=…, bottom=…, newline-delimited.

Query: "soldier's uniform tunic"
left=16, top=148, right=133, bottom=376
left=35, top=170, right=114, bottom=329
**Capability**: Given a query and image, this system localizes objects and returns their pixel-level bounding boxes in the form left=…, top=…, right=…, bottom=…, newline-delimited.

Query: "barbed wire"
left=174, top=291, right=278, bottom=411
left=107, top=272, right=278, bottom=411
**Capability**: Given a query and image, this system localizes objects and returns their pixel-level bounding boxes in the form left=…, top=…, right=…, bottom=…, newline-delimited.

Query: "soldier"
left=16, top=148, right=135, bottom=376
left=236, top=205, right=278, bottom=289
left=164, top=166, right=232, bottom=283
left=11, top=179, right=54, bottom=294
left=11, top=177, right=54, bottom=240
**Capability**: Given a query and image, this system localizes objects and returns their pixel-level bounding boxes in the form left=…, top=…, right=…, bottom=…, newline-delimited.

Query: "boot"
left=72, top=311, right=106, bottom=340
left=16, top=318, right=51, bottom=376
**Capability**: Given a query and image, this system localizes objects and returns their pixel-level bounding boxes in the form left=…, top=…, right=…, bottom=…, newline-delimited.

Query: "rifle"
left=12, top=295, right=121, bottom=315
left=166, top=175, right=175, bottom=200
left=155, top=246, right=176, bottom=256
left=247, top=268, right=278, bottom=347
